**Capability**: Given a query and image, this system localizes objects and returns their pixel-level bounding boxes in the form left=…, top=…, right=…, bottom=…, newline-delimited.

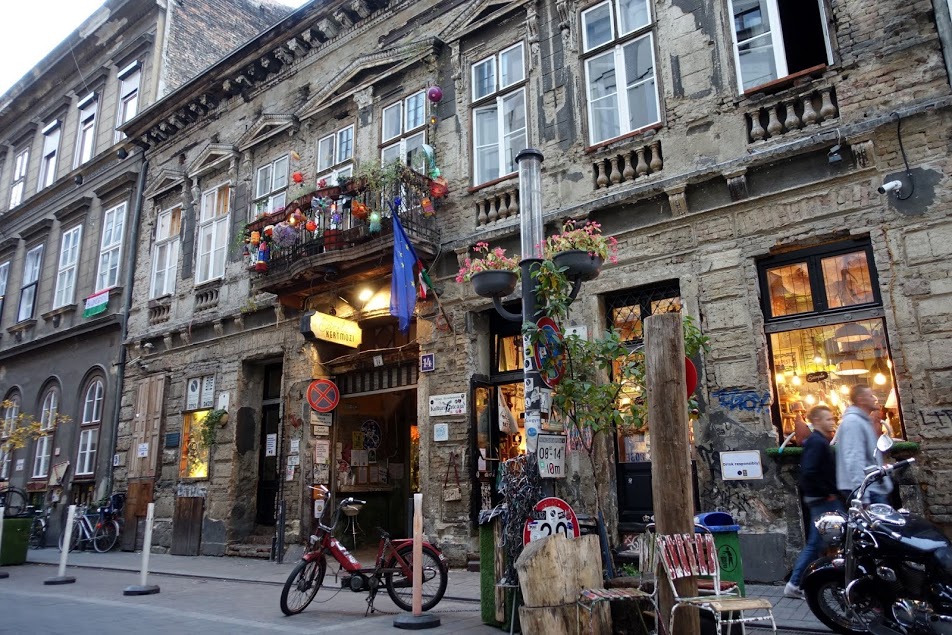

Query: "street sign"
left=537, top=434, right=566, bottom=479
left=429, top=392, right=466, bottom=416
left=534, top=317, right=566, bottom=388
left=420, top=353, right=435, bottom=372
left=523, top=497, right=580, bottom=545
left=307, top=379, right=340, bottom=413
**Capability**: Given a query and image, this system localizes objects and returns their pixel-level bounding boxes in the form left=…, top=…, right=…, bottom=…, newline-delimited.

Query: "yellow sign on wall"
left=309, top=311, right=362, bottom=348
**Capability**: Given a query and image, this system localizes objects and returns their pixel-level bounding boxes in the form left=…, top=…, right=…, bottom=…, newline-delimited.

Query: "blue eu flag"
left=390, top=213, right=418, bottom=332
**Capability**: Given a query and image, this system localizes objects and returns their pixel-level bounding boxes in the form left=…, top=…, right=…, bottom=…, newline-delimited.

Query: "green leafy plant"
left=0, top=400, right=70, bottom=453
left=455, top=241, right=521, bottom=283
left=618, top=563, right=640, bottom=577
left=199, top=409, right=228, bottom=448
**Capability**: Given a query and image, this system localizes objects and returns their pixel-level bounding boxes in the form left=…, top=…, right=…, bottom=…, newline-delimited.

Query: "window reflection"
left=766, top=262, right=813, bottom=317
left=822, top=251, right=874, bottom=309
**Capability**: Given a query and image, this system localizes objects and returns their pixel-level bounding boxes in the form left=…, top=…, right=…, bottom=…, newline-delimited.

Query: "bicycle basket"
left=342, top=503, right=363, bottom=517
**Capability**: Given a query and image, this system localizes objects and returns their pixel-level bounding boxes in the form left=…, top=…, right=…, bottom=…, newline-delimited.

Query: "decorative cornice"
left=440, top=0, right=531, bottom=43
left=53, top=195, right=95, bottom=223
left=187, top=143, right=239, bottom=180
left=236, top=114, right=299, bottom=152
left=20, top=218, right=54, bottom=243
left=143, top=168, right=185, bottom=200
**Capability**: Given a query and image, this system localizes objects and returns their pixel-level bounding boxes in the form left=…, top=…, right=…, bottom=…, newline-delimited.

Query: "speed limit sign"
left=523, top=497, right=580, bottom=546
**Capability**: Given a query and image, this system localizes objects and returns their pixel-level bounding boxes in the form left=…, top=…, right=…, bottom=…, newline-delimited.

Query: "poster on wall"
left=720, top=450, right=764, bottom=480
left=266, top=433, right=277, bottom=457
left=290, top=439, right=300, bottom=455
left=200, top=375, right=215, bottom=409
left=314, top=440, right=330, bottom=464
left=285, top=464, right=295, bottom=481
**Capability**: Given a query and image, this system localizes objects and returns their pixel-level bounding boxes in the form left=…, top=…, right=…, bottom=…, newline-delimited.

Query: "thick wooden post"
left=645, top=313, right=699, bottom=635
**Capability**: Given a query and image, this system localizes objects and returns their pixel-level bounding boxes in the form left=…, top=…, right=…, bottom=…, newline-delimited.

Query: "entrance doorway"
left=471, top=379, right=525, bottom=520
left=256, top=364, right=282, bottom=526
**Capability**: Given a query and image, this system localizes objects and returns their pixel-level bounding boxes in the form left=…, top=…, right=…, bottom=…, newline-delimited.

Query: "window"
left=2, top=395, right=18, bottom=438
left=10, top=147, right=28, bottom=208
left=17, top=244, right=43, bottom=322
left=582, top=0, right=660, bottom=145
left=39, top=121, right=61, bottom=191
left=728, top=0, right=832, bottom=92
left=0, top=447, right=9, bottom=480
left=96, top=204, right=126, bottom=291
left=253, top=155, right=289, bottom=219
left=0, top=261, right=9, bottom=324
left=76, top=428, right=98, bottom=476
left=197, top=183, right=230, bottom=283
left=32, top=389, right=57, bottom=478
left=150, top=206, right=181, bottom=298
left=83, top=379, right=104, bottom=426
left=180, top=410, right=210, bottom=479
left=74, top=93, right=98, bottom=167
left=53, top=225, right=82, bottom=308
left=115, top=63, right=140, bottom=142
left=471, top=43, right=527, bottom=185
left=381, top=91, right=427, bottom=169
left=758, top=241, right=902, bottom=443
left=316, top=124, right=354, bottom=185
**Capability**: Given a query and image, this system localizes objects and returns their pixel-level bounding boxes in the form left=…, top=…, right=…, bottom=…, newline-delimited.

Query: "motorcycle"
left=802, top=457, right=952, bottom=634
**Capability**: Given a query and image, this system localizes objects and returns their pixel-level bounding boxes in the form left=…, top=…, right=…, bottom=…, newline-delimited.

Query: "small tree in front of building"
left=0, top=399, right=70, bottom=453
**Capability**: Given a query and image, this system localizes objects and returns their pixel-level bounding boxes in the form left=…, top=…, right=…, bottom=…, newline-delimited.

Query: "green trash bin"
left=1, top=517, right=31, bottom=566
left=695, top=512, right=744, bottom=596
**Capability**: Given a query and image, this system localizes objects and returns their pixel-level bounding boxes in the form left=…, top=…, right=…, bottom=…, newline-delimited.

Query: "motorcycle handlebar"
left=855, top=458, right=915, bottom=502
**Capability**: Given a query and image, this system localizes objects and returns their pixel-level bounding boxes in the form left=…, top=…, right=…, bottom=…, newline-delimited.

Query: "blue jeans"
left=790, top=497, right=846, bottom=587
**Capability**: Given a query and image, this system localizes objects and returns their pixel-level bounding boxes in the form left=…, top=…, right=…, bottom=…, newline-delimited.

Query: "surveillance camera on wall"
left=142, top=342, right=155, bottom=351
left=878, top=180, right=903, bottom=195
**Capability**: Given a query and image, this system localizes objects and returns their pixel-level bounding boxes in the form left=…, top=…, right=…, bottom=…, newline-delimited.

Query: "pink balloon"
left=427, top=85, right=443, bottom=103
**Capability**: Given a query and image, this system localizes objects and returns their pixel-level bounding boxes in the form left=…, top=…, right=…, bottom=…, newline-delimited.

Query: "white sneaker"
left=784, top=582, right=805, bottom=599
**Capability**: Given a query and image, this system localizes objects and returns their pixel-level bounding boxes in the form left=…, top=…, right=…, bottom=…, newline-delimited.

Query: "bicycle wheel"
left=280, top=556, right=326, bottom=615
left=93, top=520, right=119, bottom=552
left=28, top=518, right=46, bottom=549
left=0, top=487, right=27, bottom=517
left=58, top=522, right=80, bottom=553
left=385, top=545, right=448, bottom=612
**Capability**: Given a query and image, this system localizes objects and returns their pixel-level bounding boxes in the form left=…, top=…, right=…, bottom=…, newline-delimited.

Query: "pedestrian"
left=785, top=405, right=844, bottom=599
left=835, top=385, right=892, bottom=505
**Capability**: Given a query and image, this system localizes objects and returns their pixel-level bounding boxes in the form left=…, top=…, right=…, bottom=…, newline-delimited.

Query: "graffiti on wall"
left=712, top=388, right=771, bottom=414
left=918, top=408, right=952, bottom=438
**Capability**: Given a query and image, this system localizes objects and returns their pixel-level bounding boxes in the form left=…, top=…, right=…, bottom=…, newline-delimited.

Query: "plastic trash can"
left=1, top=517, right=31, bottom=565
left=695, top=511, right=744, bottom=596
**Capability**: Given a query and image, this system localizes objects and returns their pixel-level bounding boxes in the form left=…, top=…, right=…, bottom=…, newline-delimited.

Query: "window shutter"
left=180, top=199, right=195, bottom=280
left=230, top=181, right=249, bottom=262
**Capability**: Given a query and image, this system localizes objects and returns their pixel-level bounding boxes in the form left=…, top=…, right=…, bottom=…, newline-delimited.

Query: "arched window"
left=1, top=393, right=19, bottom=480
left=33, top=388, right=57, bottom=478
left=77, top=378, right=104, bottom=476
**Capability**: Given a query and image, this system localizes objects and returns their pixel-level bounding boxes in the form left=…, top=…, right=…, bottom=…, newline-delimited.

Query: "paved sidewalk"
left=24, top=547, right=828, bottom=632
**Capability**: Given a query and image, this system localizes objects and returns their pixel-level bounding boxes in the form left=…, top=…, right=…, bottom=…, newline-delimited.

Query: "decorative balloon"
left=427, top=85, right=443, bottom=103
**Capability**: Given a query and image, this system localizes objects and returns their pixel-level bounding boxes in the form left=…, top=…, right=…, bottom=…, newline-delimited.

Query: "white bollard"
left=44, top=504, right=76, bottom=584
left=393, top=492, right=439, bottom=629
left=0, top=505, right=8, bottom=578
left=124, top=502, right=159, bottom=595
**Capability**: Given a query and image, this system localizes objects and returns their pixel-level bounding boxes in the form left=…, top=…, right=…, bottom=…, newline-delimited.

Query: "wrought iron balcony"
left=244, top=166, right=443, bottom=305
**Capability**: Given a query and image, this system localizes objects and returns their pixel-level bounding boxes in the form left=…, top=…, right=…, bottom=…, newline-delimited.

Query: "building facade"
left=115, top=0, right=952, bottom=580
left=0, top=0, right=291, bottom=545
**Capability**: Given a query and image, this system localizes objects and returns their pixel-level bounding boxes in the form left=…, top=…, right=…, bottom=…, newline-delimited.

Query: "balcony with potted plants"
left=243, top=162, right=445, bottom=307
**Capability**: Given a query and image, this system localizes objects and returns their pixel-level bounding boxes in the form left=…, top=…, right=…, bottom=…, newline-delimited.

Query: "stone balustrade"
left=194, top=286, right=220, bottom=312
left=592, top=140, right=663, bottom=190
left=746, top=85, right=838, bottom=143
left=148, top=303, right=171, bottom=325
left=475, top=185, right=520, bottom=227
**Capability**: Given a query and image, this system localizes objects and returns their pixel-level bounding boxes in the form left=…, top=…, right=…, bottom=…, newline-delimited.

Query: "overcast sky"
left=0, top=0, right=309, bottom=96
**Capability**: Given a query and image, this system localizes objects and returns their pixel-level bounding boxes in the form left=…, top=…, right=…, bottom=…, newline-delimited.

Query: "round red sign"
left=523, top=497, right=581, bottom=546
left=685, top=358, right=698, bottom=397
left=307, top=379, right=340, bottom=413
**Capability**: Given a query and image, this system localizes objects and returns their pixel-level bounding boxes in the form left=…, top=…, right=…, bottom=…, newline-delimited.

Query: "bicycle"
left=0, top=485, right=27, bottom=517
left=28, top=505, right=50, bottom=548
left=280, top=485, right=449, bottom=616
left=59, top=503, right=120, bottom=553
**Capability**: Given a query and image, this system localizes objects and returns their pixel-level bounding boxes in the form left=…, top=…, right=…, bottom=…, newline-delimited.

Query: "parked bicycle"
left=28, top=505, right=50, bottom=549
left=280, top=485, right=448, bottom=616
left=0, top=485, right=27, bottom=517
left=59, top=503, right=120, bottom=553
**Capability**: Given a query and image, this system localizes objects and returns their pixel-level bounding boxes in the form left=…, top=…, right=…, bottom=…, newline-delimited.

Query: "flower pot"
left=552, top=249, right=603, bottom=282
left=471, top=270, right=518, bottom=298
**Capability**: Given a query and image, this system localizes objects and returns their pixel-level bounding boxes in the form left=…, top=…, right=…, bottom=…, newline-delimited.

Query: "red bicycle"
left=280, top=486, right=449, bottom=616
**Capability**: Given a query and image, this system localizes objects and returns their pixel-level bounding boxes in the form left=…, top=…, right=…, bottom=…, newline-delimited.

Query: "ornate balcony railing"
left=592, top=139, right=663, bottom=190
left=746, top=85, right=838, bottom=143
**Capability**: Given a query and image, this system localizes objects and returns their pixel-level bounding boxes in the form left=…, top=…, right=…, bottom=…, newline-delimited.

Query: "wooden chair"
left=655, top=532, right=776, bottom=635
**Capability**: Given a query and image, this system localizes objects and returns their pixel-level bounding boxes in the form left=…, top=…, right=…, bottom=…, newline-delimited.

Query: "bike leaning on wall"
left=802, top=458, right=952, bottom=634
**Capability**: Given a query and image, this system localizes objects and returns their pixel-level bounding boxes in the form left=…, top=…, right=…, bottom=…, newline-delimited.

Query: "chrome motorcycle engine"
left=892, top=599, right=952, bottom=634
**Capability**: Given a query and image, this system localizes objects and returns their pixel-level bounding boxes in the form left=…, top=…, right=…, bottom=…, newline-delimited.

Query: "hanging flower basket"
left=471, top=270, right=518, bottom=298
left=552, top=249, right=603, bottom=282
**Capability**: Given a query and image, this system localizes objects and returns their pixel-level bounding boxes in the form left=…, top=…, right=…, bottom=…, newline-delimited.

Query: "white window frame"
left=471, top=42, right=528, bottom=186
left=1, top=395, right=17, bottom=438
left=581, top=0, right=661, bottom=145
left=74, top=93, right=98, bottom=167
left=196, top=183, right=231, bottom=284
left=253, top=155, right=289, bottom=220
left=115, top=62, right=141, bottom=142
left=727, top=0, right=833, bottom=93
left=53, top=225, right=82, bottom=308
left=76, top=428, right=98, bottom=476
left=32, top=389, right=57, bottom=478
left=0, top=261, right=9, bottom=325
left=17, top=244, right=43, bottom=322
left=150, top=206, right=181, bottom=298
left=316, top=124, right=355, bottom=186
left=96, top=203, right=126, bottom=292
left=381, top=91, right=427, bottom=169
left=82, top=379, right=104, bottom=426
left=10, top=147, right=29, bottom=208
left=39, top=121, right=61, bottom=191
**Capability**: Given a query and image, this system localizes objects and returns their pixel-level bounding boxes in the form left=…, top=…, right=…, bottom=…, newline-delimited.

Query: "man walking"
left=835, top=385, right=892, bottom=504
left=785, top=405, right=843, bottom=599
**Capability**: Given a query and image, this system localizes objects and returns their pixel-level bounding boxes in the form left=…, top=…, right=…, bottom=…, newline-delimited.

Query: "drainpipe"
left=103, top=153, right=148, bottom=499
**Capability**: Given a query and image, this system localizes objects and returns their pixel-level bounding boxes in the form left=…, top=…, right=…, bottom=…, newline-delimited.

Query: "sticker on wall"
left=314, top=440, right=330, bottom=464
left=352, top=431, right=365, bottom=450
left=433, top=423, right=449, bottom=442
left=285, top=464, right=295, bottom=481
left=313, top=425, right=330, bottom=436
left=290, top=439, right=300, bottom=455
left=266, top=433, right=277, bottom=457
left=287, top=455, right=300, bottom=467
left=361, top=420, right=381, bottom=449
left=15, top=459, right=24, bottom=472
left=137, top=443, right=149, bottom=458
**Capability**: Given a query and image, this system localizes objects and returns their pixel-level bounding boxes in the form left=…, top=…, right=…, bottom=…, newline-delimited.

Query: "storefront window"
left=180, top=411, right=210, bottom=479
left=759, top=240, right=901, bottom=443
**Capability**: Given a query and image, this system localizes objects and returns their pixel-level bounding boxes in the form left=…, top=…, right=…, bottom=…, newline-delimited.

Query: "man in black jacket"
left=785, top=405, right=845, bottom=599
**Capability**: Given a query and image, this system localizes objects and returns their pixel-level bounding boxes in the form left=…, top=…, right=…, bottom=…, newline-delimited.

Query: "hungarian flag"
left=391, top=213, right=431, bottom=332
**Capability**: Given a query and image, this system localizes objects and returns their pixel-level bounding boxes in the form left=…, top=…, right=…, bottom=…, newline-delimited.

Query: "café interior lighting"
left=833, top=322, right=872, bottom=344
left=835, top=358, right=869, bottom=376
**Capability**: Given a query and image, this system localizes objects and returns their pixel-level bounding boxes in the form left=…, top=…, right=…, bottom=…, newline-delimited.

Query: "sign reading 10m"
left=537, top=434, right=566, bottom=479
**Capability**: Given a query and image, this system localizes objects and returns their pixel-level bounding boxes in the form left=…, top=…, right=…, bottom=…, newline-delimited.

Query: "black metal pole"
left=276, top=499, right=286, bottom=564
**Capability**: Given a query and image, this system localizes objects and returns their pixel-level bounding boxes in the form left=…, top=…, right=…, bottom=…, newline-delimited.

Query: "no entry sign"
left=307, top=379, right=340, bottom=413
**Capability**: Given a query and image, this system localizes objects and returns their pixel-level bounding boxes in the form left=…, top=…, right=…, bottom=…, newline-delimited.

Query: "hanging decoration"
left=369, top=210, right=382, bottom=233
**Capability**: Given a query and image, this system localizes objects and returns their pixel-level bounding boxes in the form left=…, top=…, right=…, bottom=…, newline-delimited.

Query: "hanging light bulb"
left=805, top=394, right=817, bottom=405
left=829, top=391, right=840, bottom=406
left=813, top=356, right=824, bottom=364
left=792, top=375, right=802, bottom=386
left=839, top=385, right=850, bottom=395
left=874, top=372, right=887, bottom=385
left=775, top=373, right=785, bottom=384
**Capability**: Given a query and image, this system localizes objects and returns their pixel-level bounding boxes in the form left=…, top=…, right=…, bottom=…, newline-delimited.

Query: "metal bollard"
left=44, top=504, right=76, bottom=585
left=124, top=502, right=159, bottom=595
left=0, top=505, right=8, bottom=579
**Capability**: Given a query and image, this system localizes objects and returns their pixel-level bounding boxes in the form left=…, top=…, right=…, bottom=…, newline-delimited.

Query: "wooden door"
left=121, top=480, right=153, bottom=551
left=128, top=374, right=166, bottom=479
left=170, top=496, right=203, bottom=555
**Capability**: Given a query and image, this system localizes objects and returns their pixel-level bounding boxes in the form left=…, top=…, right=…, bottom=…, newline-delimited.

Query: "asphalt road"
left=0, top=564, right=490, bottom=634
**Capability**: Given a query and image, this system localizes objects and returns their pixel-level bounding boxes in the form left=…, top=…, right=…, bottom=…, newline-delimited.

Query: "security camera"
left=142, top=342, right=154, bottom=351
left=878, top=180, right=903, bottom=195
